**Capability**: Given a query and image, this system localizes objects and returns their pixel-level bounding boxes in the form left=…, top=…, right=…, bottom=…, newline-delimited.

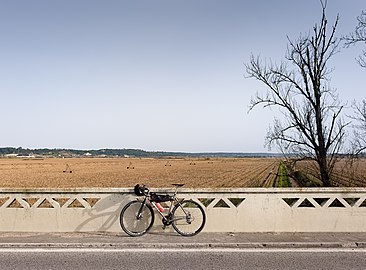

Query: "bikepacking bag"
left=150, top=192, right=173, bottom=203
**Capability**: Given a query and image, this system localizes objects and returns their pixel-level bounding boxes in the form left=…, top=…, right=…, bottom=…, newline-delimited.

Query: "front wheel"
left=172, top=200, right=206, bottom=236
left=120, top=201, right=154, bottom=236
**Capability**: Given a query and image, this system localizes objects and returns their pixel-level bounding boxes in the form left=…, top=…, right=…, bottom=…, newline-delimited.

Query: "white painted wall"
left=0, top=188, right=366, bottom=233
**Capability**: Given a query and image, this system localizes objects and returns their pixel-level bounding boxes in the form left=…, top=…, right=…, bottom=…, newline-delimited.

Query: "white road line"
left=0, top=248, right=365, bottom=253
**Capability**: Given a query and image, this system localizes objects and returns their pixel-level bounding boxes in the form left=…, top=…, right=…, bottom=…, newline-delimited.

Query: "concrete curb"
left=0, top=242, right=363, bottom=249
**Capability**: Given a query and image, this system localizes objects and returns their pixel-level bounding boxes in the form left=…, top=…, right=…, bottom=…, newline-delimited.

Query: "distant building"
left=17, top=155, right=36, bottom=159
left=4, top=154, right=18, bottom=158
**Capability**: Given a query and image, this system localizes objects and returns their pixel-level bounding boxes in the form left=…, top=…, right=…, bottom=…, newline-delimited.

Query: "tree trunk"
left=318, top=155, right=331, bottom=187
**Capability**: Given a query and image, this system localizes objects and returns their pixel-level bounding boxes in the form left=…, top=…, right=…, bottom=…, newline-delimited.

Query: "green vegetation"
left=276, top=162, right=292, bottom=187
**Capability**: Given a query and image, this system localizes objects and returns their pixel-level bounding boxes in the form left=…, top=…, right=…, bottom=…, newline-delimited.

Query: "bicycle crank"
left=162, top=213, right=173, bottom=226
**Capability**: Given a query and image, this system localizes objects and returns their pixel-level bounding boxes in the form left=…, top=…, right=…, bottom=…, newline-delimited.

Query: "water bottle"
left=155, top=202, right=164, bottom=212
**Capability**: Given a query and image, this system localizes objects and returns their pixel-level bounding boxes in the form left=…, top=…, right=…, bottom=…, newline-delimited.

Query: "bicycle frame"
left=137, top=185, right=189, bottom=226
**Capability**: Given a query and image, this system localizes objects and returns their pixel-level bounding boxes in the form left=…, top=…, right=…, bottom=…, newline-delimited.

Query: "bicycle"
left=120, top=183, right=206, bottom=237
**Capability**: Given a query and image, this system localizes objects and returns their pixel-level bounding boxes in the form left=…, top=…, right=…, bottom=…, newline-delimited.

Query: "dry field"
left=0, top=157, right=279, bottom=188
left=292, top=158, right=366, bottom=187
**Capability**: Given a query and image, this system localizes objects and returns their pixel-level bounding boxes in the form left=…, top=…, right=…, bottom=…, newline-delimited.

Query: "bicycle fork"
left=136, top=197, right=148, bottom=220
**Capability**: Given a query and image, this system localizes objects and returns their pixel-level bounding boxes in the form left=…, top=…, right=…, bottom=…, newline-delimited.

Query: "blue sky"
left=0, top=0, right=365, bottom=152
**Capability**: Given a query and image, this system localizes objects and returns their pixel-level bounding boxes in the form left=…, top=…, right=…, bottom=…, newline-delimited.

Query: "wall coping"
left=0, top=187, right=366, bottom=194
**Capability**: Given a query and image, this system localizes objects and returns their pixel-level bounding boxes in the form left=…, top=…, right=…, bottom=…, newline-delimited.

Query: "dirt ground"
left=0, top=157, right=279, bottom=188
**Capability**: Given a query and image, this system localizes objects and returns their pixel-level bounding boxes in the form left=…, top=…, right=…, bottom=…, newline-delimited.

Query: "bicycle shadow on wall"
left=74, top=194, right=132, bottom=233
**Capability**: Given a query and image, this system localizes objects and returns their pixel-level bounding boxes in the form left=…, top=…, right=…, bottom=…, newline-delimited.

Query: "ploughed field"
left=0, top=158, right=279, bottom=188
left=292, top=158, right=366, bottom=187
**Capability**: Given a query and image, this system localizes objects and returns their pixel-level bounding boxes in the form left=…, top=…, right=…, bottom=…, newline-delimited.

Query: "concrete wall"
left=1, top=188, right=366, bottom=233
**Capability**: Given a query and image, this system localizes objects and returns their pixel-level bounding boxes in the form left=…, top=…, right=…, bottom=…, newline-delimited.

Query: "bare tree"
left=245, top=2, right=348, bottom=187
left=343, top=11, right=366, bottom=156
left=343, top=11, right=366, bottom=68
left=351, top=100, right=366, bottom=155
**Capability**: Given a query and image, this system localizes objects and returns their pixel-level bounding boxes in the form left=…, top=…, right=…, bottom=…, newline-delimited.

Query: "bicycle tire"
left=120, top=201, right=154, bottom=237
left=171, top=200, right=206, bottom=236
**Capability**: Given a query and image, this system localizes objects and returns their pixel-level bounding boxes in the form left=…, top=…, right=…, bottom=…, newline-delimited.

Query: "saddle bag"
left=150, top=192, right=173, bottom=203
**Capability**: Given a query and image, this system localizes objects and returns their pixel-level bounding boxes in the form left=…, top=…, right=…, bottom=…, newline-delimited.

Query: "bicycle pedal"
left=162, top=225, right=166, bottom=230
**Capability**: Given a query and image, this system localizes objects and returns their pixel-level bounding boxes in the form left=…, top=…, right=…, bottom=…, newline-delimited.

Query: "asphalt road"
left=0, top=248, right=365, bottom=270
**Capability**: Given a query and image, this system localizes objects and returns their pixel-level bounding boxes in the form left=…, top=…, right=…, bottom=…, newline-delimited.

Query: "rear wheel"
left=172, top=200, right=206, bottom=236
left=120, top=201, right=154, bottom=236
